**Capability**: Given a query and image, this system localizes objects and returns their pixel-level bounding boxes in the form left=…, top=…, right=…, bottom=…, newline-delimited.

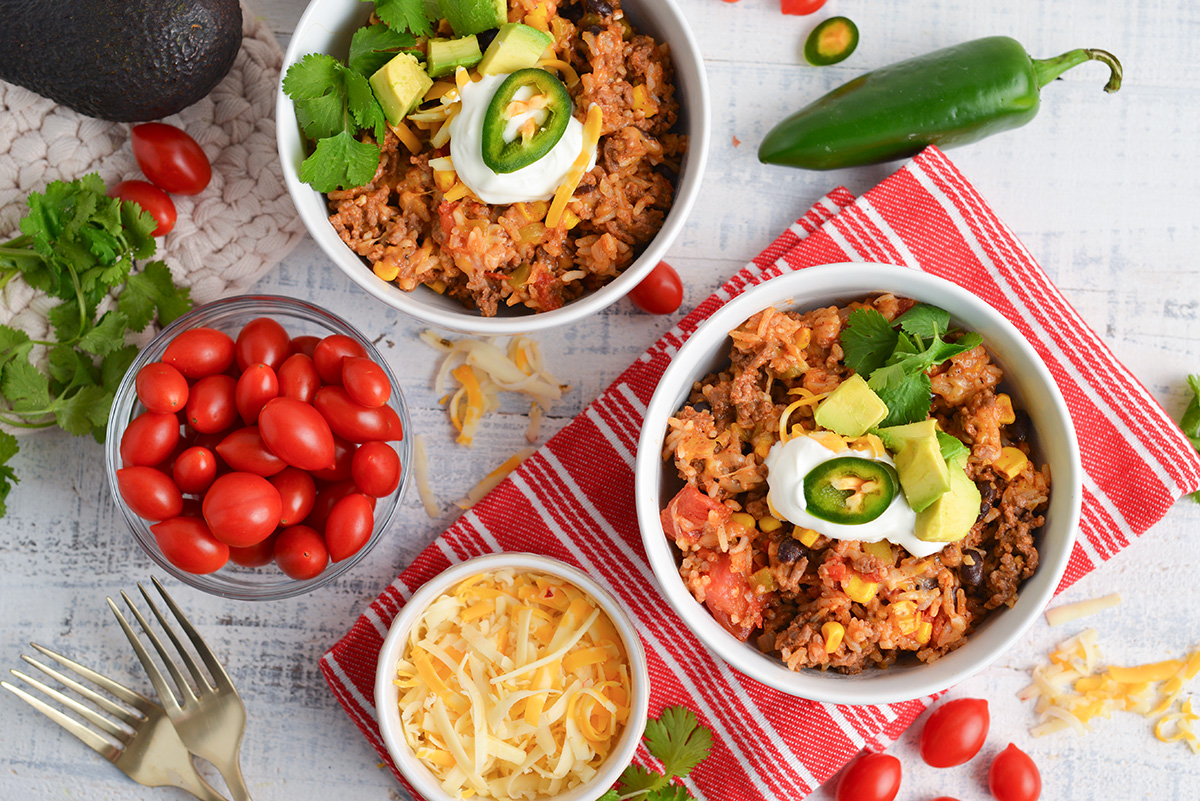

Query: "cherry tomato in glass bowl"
left=989, top=744, right=1041, bottom=801
left=781, top=0, right=827, bottom=14
left=151, top=516, right=229, bottom=574
left=342, top=356, right=391, bottom=408
left=172, top=446, right=218, bottom=495
left=201, top=472, right=283, bottom=548
left=835, top=753, right=901, bottom=801
left=135, top=362, right=189, bottom=414
left=162, top=327, right=235, bottom=379
left=324, top=493, right=375, bottom=562
left=119, top=411, right=180, bottom=467
left=131, top=123, right=212, bottom=195
left=920, top=698, right=989, bottom=767
left=312, top=334, right=368, bottom=384
left=628, top=261, right=683, bottom=315
left=108, top=180, right=176, bottom=236
left=117, top=466, right=184, bottom=522
left=258, top=397, right=336, bottom=472
left=351, top=441, right=402, bottom=497
left=235, top=317, right=292, bottom=371
left=274, top=525, right=329, bottom=580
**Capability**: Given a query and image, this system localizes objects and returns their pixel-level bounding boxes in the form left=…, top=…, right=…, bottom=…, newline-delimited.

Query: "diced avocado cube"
left=477, top=23, right=554, bottom=76
left=876, top=418, right=938, bottom=453
left=914, top=454, right=981, bottom=543
left=895, top=434, right=951, bottom=512
left=441, top=0, right=507, bottom=37
left=814, top=374, right=889, bottom=437
left=427, top=35, right=483, bottom=78
left=369, top=52, right=433, bottom=125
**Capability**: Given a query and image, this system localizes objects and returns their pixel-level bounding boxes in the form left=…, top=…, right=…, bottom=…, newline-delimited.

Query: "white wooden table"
left=3, top=0, right=1198, bottom=799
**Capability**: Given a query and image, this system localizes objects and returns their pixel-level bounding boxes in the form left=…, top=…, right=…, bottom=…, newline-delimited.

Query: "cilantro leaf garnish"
left=371, top=0, right=435, bottom=39
left=892, top=303, right=951, bottom=339
left=842, top=308, right=899, bottom=376
left=1180, top=375, right=1200, bottom=502
left=349, top=23, right=418, bottom=77
left=299, top=131, right=383, bottom=194
left=603, top=705, right=713, bottom=801
left=0, top=174, right=192, bottom=518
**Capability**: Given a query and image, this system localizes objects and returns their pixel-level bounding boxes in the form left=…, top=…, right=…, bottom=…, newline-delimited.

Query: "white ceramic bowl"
left=374, top=552, right=650, bottom=801
left=277, top=0, right=710, bottom=335
left=634, top=263, right=1082, bottom=704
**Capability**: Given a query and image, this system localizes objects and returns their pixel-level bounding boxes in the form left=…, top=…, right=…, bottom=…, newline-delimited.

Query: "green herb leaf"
left=2, top=360, right=51, bottom=414
left=54, top=384, right=111, bottom=437
left=284, top=54, right=358, bottom=141
left=0, top=326, right=32, bottom=370
left=78, top=311, right=130, bottom=357
left=892, top=304, right=951, bottom=340
left=644, top=786, right=694, bottom=801
left=1181, top=375, right=1200, bottom=450
left=594, top=792, right=620, bottom=801
left=120, top=260, right=192, bottom=332
left=841, top=308, right=899, bottom=376
left=0, top=431, right=19, bottom=518
left=299, top=130, right=382, bottom=193
left=349, top=23, right=418, bottom=77
left=372, top=0, right=434, bottom=38
left=874, top=373, right=933, bottom=427
left=643, top=706, right=713, bottom=782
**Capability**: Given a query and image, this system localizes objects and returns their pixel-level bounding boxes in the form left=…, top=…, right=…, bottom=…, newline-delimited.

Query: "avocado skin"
left=0, top=0, right=242, bottom=122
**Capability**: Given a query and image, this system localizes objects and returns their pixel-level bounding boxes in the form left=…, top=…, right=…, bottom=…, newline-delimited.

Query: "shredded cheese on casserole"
left=395, top=569, right=632, bottom=799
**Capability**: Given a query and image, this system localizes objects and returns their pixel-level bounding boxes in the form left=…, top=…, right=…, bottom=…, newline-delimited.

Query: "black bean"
left=475, top=28, right=499, bottom=51
left=776, top=537, right=808, bottom=564
left=690, top=400, right=711, bottom=414
left=585, top=0, right=614, bottom=16
left=559, top=1, right=585, bottom=22
left=960, top=547, right=986, bottom=587
left=1008, top=410, right=1031, bottom=443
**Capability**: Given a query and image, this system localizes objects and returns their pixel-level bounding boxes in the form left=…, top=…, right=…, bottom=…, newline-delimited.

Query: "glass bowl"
left=105, top=294, right=412, bottom=601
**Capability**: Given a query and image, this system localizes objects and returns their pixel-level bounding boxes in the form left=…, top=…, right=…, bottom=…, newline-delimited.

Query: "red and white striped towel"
left=320, top=146, right=1200, bottom=801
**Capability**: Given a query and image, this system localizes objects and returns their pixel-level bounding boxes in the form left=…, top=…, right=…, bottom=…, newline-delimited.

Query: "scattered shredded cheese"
left=396, top=569, right=632, bottom=799
left=456, top=448, right=537, bottom=510
left=546, top=104, right=602, bottom=229
left=1044, top=592, right=1122, bottom=627
left=413, top=434, right=440, bottom=519
left=1018, top=628, right=1200, bottom=753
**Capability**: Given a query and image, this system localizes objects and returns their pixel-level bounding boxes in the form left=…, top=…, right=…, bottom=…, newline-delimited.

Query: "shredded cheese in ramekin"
left=395, top=569, right=632, bottom=799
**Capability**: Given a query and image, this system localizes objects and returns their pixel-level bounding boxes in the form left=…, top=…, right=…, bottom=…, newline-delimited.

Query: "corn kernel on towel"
left=321, top=147, right=1200, bottom=801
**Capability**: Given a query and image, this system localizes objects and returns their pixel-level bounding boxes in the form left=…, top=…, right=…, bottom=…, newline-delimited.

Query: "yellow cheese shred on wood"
left=546, top=104, right=602, bottom=229
left=395, top=569, right=631, bottom=800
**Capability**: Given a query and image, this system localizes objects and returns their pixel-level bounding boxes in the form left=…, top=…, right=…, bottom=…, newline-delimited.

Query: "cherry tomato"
left=324, top=493, right=374, bottom=562
left=277, top=353, right=321, bottom=403
left=228, top=533, right=277, bottom=567
left=989, top=744, right=1041, bottom=801
left=273, top=525, right=329, bottom=580
left=163, top=328, right=235, bottom=379
left=131, top=123, right=212, bottom=195
left=920, top=698, right=989, bottom=768
left=135, top=362, right=189, bottom=414
left=290, top=335, right=320, bottom=357
left=311, top=435, right=355, bottom=482
left=258, top=397, right=336, bottom=471
left=781, top=0, right=827, bottom=15
left=151, top=516, right=229, bottom=574
left=342, top=356, right=391, bottom=408
left=312, top=335, right=368, bottom=385
left=628, top=261, right=683, bottom=315
left=306, top=480, right=376, bottom=532
left=835, top=753, right=901, bottom=801
left=269, top=467, right=317, bottom=527
left=202, top=472, right=283, bottom=547
left=172, top=446, right=218, bottom=495
left=313, top=386, right=403, bottom=443
left=116, top=466, right=184, bottom=521
left=235, top=317, right=292, bottom=372
left=216, top=427, right=287, bottom=477
left=186, top=374, right=238, bottom=434
left=119, top=411, right=181, bottom=467
left=234, top=363, right=279, bottom=424
left=108, top=180, right=177, bottom=236
left=351, top=441, right=401, bottom=497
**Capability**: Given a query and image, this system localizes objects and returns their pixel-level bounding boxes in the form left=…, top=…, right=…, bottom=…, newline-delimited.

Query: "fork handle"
left=176, top=770, right=233, bottom=801
left=217, top=755, right=253, bottom=801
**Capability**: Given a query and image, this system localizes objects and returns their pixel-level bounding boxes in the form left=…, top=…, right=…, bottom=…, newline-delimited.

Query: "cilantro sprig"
left=0, top=174, right=192, bottom=516
left=283, top=0, right=431, bottom=192
left=598, top=705, right=714, bottom=801
left=842, top=304, right=982, bottom=427
left=1178, top=374, right=1200, bottom=502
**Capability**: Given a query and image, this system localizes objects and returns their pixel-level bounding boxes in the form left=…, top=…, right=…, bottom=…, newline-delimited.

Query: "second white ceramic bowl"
left=634, top=263, right=1082, bottom=704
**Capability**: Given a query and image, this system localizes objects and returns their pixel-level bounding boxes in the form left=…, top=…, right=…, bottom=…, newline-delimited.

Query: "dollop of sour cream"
left=764, top=435, right=948, bottom=558
left=448, top=72, right=595, bottom=205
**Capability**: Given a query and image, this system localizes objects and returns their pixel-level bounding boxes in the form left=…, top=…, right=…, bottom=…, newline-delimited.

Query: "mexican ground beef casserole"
left=660, top=294, right=1051, bottom=673
left=328, top=0, right=685, bottom=316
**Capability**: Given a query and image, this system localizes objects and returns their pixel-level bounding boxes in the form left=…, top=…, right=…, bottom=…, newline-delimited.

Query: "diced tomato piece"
left=702, top=553, right=768, bottom=641
left=660, top=484, right=731, bottom=546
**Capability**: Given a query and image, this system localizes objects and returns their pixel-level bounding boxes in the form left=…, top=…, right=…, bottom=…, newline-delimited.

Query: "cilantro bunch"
left=283, top=0, right=433, bottom=192
left=598, top=706, right=714, bottom=801
left=841, top=304, right=982, bottom=427
left=0, top=173, right=192, bottom=516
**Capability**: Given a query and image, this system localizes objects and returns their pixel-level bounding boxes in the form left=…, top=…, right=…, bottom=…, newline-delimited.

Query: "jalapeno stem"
left=1032, top=48, right=1123, bottom=94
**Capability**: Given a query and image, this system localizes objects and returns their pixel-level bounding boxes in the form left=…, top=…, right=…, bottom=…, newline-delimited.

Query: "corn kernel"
left=862, top=540, right=892, bottom=562
left=443, top=182, right=471, bottom=202
left=433, top=169, right=457, bottom=193
left=843, top=575, right=879, bottom=605
left=428, top=280, right=448, bottom=294
left=795, top=527, right=820, bottom=548
left=525, top=10, right=549, bottom=30
left=916, top=621, right=933, bottom=645
left=561, top=208, right=581, bottom=229
left=730, top=512, right=756, bottom=532
left=993, top=446, right=1030, bottom=480
left=822, top=621, right=845, bottom=653
left=373, top=261, right=400, bottom=282
left=632, top=84, right=656, bottom=116
left=757, top=516, right=782, bottom=533
left=996, top=393, right=1017, bottom=425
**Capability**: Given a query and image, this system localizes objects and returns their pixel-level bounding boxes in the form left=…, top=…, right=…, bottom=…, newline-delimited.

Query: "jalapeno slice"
left=481, top=68, right=573, bottom=174
left=803, top=456, right=897, bottom=524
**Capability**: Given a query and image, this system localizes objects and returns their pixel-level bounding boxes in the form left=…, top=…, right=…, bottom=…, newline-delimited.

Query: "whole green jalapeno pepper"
left=758, top=36, right=1123, bottom=170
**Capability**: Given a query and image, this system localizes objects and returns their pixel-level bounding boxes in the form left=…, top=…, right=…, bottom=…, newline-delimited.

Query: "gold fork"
left=109, top=577, right=253, bottom=801
left=2, top=643, right=229, bottom=801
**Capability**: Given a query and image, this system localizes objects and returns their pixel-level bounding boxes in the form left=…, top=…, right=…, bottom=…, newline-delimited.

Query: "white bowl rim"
left=276, top=0, right=711, bottom=336
left=634, top=262, right=1083, bottom=704
left=374, top=552, right=651, bottom=801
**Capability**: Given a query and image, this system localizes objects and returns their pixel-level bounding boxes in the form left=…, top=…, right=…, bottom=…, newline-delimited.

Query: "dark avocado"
left=0, top=0, right=242, bottom=122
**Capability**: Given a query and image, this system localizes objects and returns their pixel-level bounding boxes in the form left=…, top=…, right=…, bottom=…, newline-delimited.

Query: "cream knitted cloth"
left=0, top=4, right=305, bottom=355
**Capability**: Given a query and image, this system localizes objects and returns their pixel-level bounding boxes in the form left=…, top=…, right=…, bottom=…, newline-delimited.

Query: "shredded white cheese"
left=1043, top=592, right=1122, bottom=627
left=412, top=434, right=440, bottom=519
left=396, top=569, right=632, bottom=799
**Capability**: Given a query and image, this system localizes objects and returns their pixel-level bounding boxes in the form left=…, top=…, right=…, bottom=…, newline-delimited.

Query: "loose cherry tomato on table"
left=119, top=411, right=181, bottom=467
left=108, top=180, right=177, bottom=236
left=151, top=516, right=229, bottom=574
left=117, top=466, right=184, bottom=521
left=235, top=317, right=292, bottom=371
left=628, top=261, right=683, bottom=315
left=342, top=356, right=391, bottom=408
left=989, top=744, right=1041, bottom=801
left=274, top=525, right=329, bottom=580
left=835, top=753, right=901, bottom=801
left=186, top=374, right=238, bottom=434
left=351, top=441, right=401, bottom=497
left=131, top=123, right=212, bottom=195
left=163, top=328, right=236, bottom=379
left=135, top=362, right=189, bottom=414
left=920, top=698, right=989, bottom=767
left=202, top=472, right=283, bottom=547
left=781, top=0, right=827, bottom=14
left=258, top=397, right=336, bottom=471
